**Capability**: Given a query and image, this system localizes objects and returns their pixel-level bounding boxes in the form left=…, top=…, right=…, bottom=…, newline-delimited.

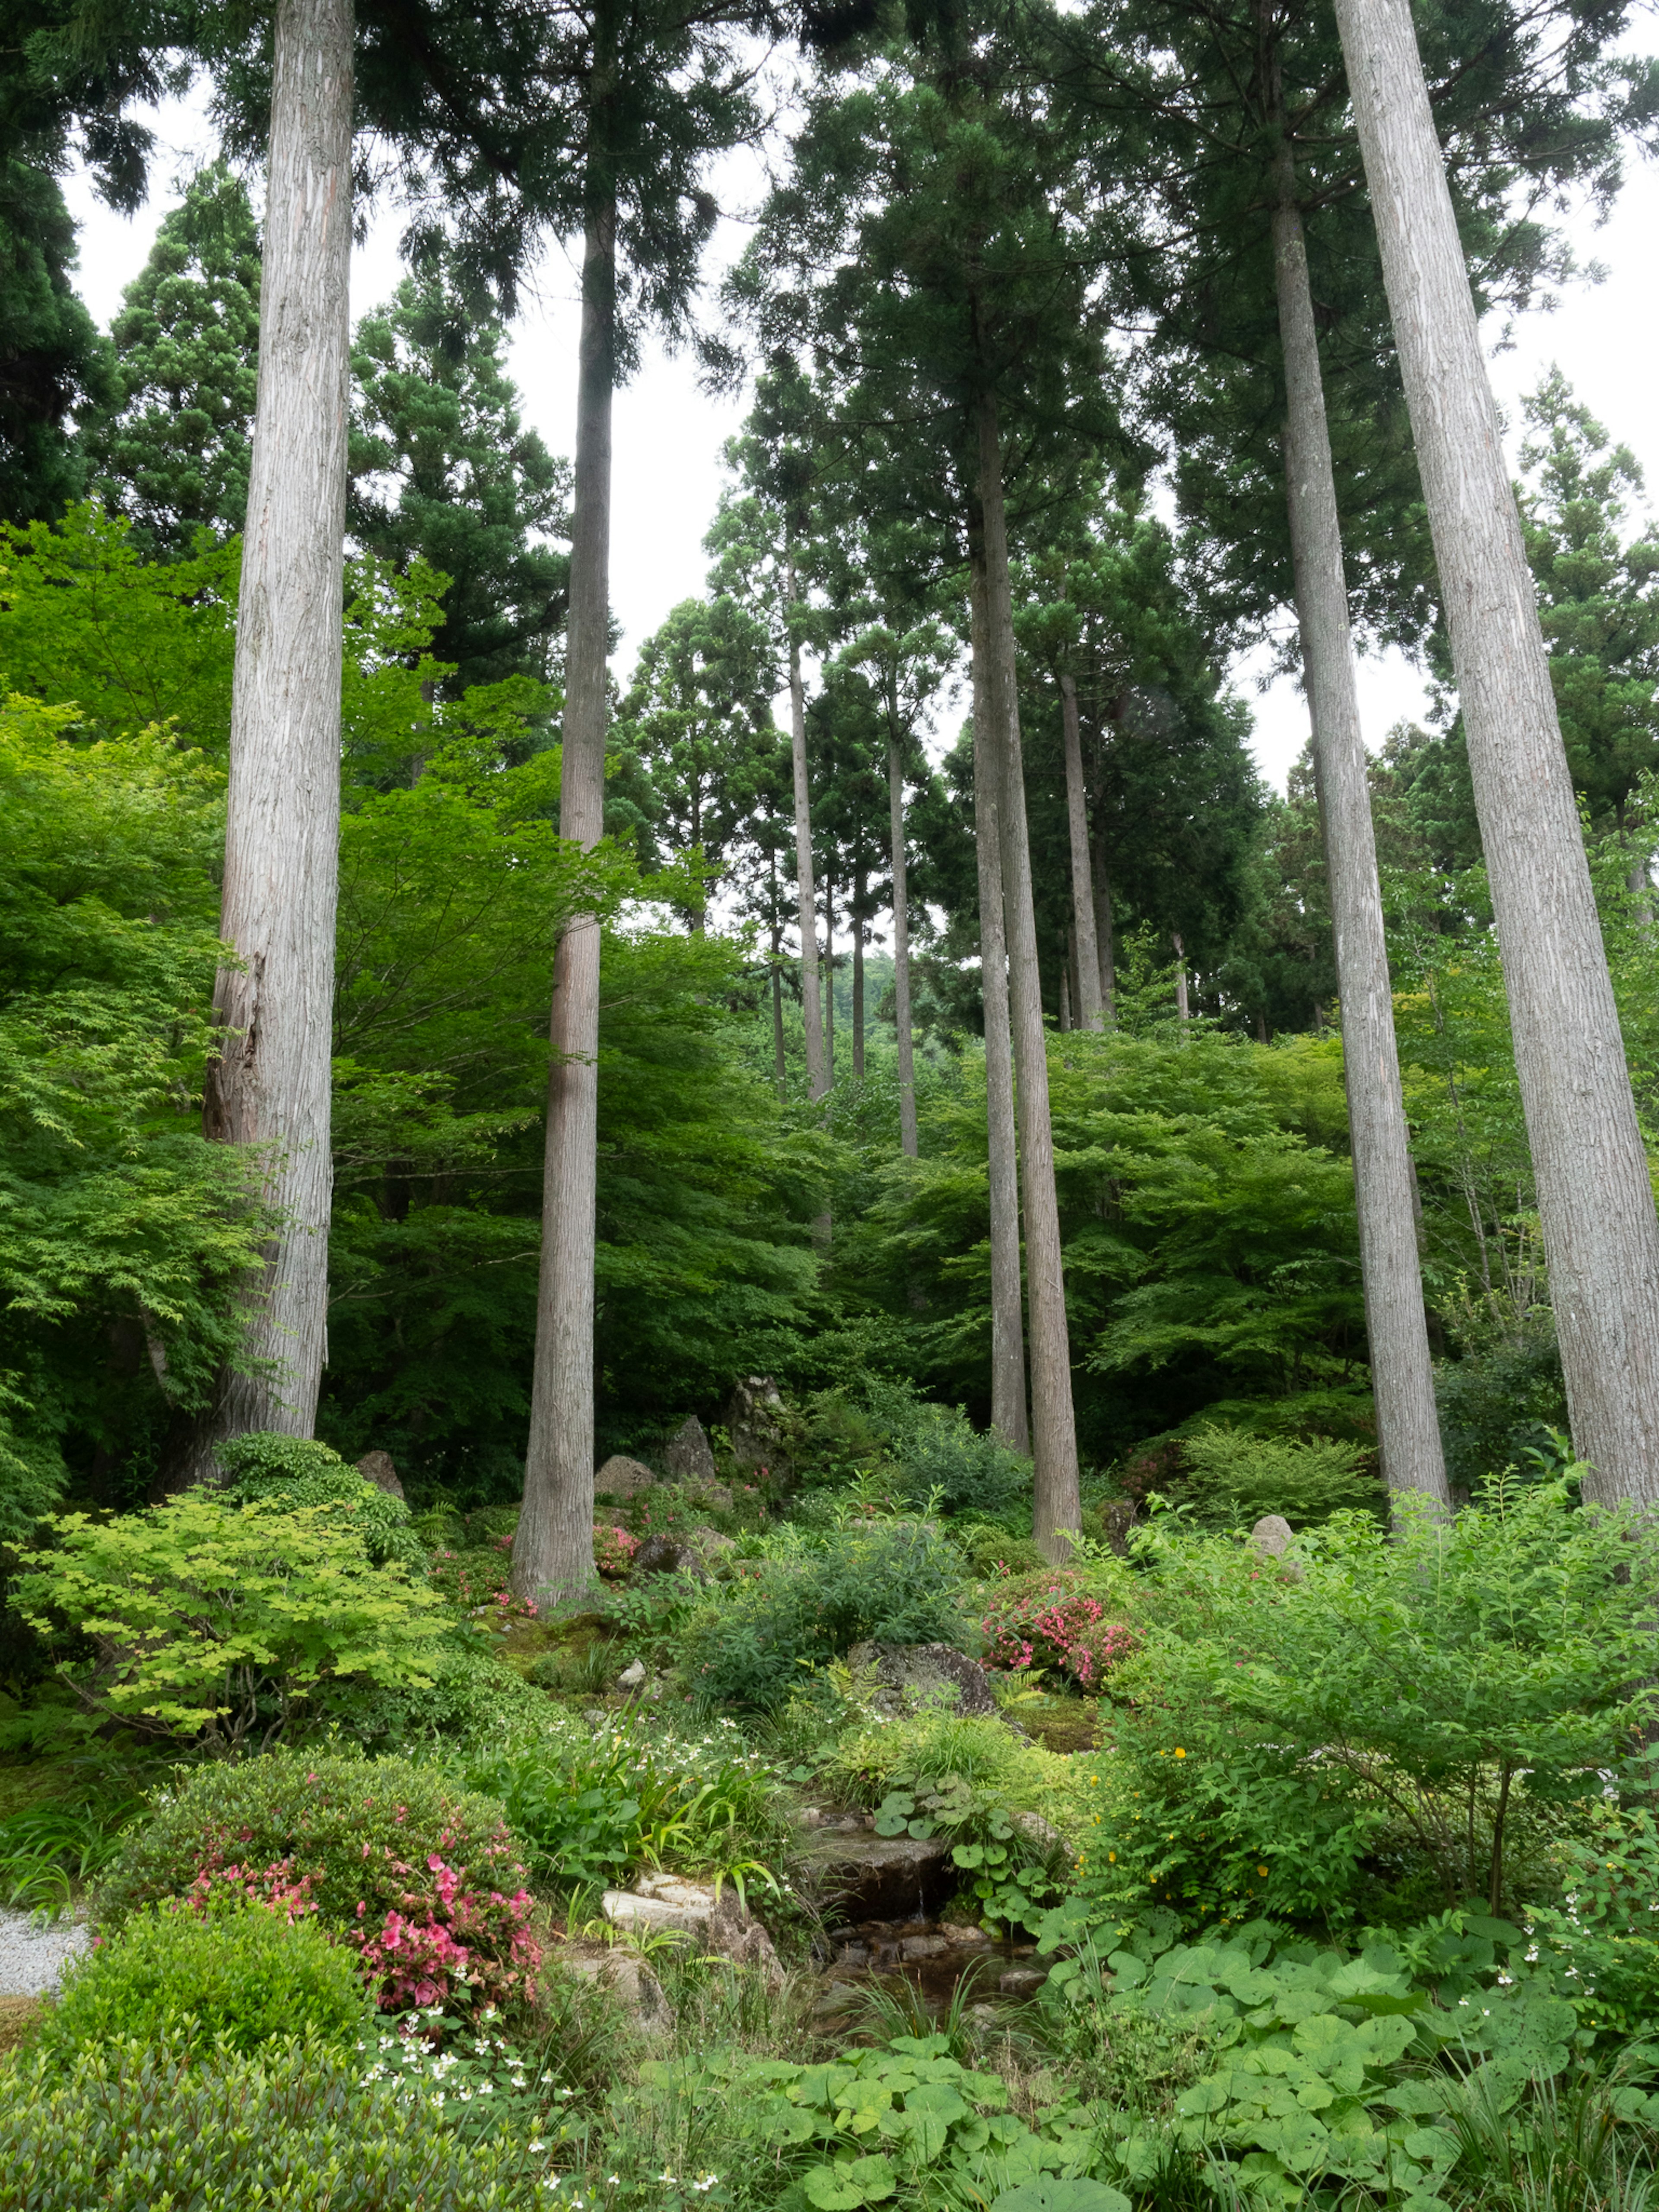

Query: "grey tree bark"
left=201, top=0, right=353, bottom=1455
left=787, top=570, right=828, bottom=1105
left=1271, top=167, right=1449, bottom=1509
left=1334, top=0, right=1659, bottom=1508
left=824, top=873, right=835, bottom=1086
left=1058, top=673, right=1105, bottom=1031
left=514, top=187, right=614, bottom=1606
left=970, top=560, right=1030, bottom=1453
left=1173, top=933, right=1190, bottom=1027
left=888, top=733, right=919, bottom=1157
left=979, top=399, right=1081, bottom=1555
left=852, top=861, right=867, bottom=1079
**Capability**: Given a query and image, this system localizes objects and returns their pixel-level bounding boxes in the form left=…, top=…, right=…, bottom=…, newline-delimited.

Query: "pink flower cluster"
left=184, top=1854, right=318, bottom=1923
left=350, top=1850, right=541, bottom=2012
left=593, top=1522, right=641, bottom=1579
left=981, top=1571, right=1137, bottom=1691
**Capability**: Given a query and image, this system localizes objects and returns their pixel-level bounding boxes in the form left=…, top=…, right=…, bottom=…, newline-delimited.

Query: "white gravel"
left=0, top=1906, right=90, bottom=1996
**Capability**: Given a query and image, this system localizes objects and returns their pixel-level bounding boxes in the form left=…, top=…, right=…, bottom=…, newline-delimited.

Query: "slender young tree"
left=787, top=551, right=830, bottom=1101
left=199, top=0, right=354, bottom=1455
left=1333, top=0, right=1659, bottom=1509
left=978, top=401, right=1081, bottom=1549
left=1058, top=671, right=1105, bottom=1030
left=970, top=563, right=1032, bottom=1451
left=1270, top=136, right=1448, bottom=1508
left=515, top=0, right=764, bottom=1605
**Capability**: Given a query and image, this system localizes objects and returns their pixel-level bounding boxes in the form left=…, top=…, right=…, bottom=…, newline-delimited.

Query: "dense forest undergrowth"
left=8, top=0, right=1659, bottom=2199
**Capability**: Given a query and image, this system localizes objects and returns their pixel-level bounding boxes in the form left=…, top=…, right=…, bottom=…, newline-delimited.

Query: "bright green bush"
left=1067, top=1478, right=1659, bottom=1930
left=0, top=2034, right=556, bottom=2209
left=956, top=1526, right=1046, bottom=1580
left=12, top=1488, right=452, bottom=1751
left=96, top=1748, right=540, bottom=2012
left=219, top=1431, right=425, bottom=1570
left=1176, top=1424, right=1384, bottom=1527
left=37, top=1899, right=370, bottom=2058
left=674, top=1524, right=971, bottom=1708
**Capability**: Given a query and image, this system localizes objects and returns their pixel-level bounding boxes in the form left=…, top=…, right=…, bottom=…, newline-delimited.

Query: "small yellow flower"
left=1108, top=1851, right=1116, bottom=1862
left=1173, top=1747, right=1186, bottom=1758
left=1258, top=1865, right=1269, bottom=1877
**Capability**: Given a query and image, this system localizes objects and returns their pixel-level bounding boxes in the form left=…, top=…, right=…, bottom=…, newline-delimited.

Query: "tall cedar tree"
left=194, top=0, right=355, bottom=1462
left=513, top=0, right=771, bottom=1608
left=731, top=7, right=1140, bottom=1543
left=84, top=162, right=260, bottom=552
left=1333, top=0, right=1659, bottom=1508
left=350, top=256, right=571, bottom=693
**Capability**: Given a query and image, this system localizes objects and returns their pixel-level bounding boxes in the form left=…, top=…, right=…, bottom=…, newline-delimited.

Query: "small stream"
left=812, top=1916, right=1049, bottom=2022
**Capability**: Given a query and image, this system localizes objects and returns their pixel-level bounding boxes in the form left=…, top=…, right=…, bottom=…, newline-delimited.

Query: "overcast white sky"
left=62, top=80, right=1659, bottom=794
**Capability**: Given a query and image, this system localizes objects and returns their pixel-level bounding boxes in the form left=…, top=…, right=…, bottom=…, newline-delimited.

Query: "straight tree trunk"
left=1271, top=159, right=1449, bottom=1508
left=1090, top=818, right=1116, bottom=1020
left=1058, top=959, right=1071, bottom=1033
left=969, top=558, right=1030, bottom=1453
left=824, top=872, right=835, bottom=1087
left=514, top=181, right=615, bottom=1607
left=978, top=397, right=1081, bottom=1555
left=852, top=860, right=866, bottom=1079
left=786, top=569, right=828, bottom=1105
left=770, top=915, right=786, bottom=1097
left=1059, top=673, right=1105, bottom=1031
left=1173, top=931, right=1190, bottom=1027
left=200, top=0, right=353, bottom=1456
left=1334, top=0, right=1659, bottom=1507
left=888, top=733, right=919, bottom=1157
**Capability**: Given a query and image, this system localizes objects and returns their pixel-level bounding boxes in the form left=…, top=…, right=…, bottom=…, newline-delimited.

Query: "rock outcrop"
left=844, top=1641, right=999, bottom=1719
left=594, top=1455, right=657, bottom=1502
left=602, top=1872, right=782, bottom=1986
left=356, top=1450, right=405, bottom=1500
left=663, top=1416, right=718, bottom=1485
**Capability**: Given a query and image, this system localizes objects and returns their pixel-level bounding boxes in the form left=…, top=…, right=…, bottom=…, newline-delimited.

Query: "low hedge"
left=0, top=2034, right=555, bottom=2210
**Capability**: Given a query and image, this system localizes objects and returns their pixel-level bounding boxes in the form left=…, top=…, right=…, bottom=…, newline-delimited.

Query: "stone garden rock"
left=603, top=1873, right=782, bottom=1986
left=553, top=1939, right=671, bottom=2041
left=798, top=1830, right=956, bottom=1922
left=1097, top=1497, right=1137, bottom=1556
left=594, top=1455, right=658, bottom=1502
left=844, top=1641, right=999, bottom=1719
left=663, top=1416, right=718, bottom=1485
left=356, top=1450, right=405, bottom=1500
left=1251, top=1513, right=1296, bottom=1556
left=632, top=1532, right=708, bottom=1579
left=725, top=1376, right=792, bottom=1478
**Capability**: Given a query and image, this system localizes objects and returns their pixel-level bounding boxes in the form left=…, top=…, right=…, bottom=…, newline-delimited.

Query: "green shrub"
left=1176, top=1424, right=1384, bottom=1528
left=1524, top=1785, right=1659, bottom=2038
left=0, top=2034, right=555, bottom=2209
left=37, top=1899, right=371, bottom=2058
left=1068, top=1477, right=1659, bottom=1930
left=219, top=1431, right=426, bottom=1569
left=96, top=1748, right=540, bottom=2012
left=674, top=1524, right=970, bottom=1708
left=957, top=1526, right=1046, bottom=1580
left=12, top=1488, right=452, bottom=1751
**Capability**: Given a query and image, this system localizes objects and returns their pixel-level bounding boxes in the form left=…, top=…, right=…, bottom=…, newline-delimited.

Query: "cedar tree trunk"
left=1272, top=169, right=1449, bottom=1509
left=970, top=557, right=1030, bottom=1453
left=202, top=0, right=353, bottom=1452
left=1059, top=673, right=1105, bottom=1031
left=1334, top=0, right=1659, bottom=1506
left=978, top=397, right=1081, bottom=1554
left=515, top=185, right=615, bottom=1605
left=889, top=732, right=919, bottom=1157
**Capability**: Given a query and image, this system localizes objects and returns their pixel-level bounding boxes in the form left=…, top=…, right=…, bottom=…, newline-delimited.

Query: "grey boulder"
left=845, top=1641, right=999, bottom=1719
left=663, top=1415, right=718, bottom=1485
left=594, top=1455, right=657, bottom=1502
left=356, top=1450, right=405, bottom=1501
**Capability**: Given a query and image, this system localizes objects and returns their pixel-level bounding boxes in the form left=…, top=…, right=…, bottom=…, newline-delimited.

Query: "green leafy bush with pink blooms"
left=95, top=1748, right=541, bottom=2013
left=979, top=1568, right=1137, bottom=1691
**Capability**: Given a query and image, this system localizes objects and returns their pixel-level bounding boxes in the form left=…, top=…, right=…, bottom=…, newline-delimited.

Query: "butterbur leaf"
left=990, top=2184, right=1131, bottom=2212
left=873, top=1811, right=910, bottom=1838
left=804, top=2153, right=897, bottom=2208
left=1175, top=2077, right=1229, bottom=2117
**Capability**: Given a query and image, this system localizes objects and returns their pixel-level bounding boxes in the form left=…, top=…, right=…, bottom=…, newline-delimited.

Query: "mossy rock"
left=0, top=1996, right=44, bottom=2055
left=1020, top=1700, right=1102, bottom=1755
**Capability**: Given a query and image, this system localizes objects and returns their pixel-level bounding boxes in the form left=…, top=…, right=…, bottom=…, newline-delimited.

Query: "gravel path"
left=0, top=1906, right=89, bottom=1996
